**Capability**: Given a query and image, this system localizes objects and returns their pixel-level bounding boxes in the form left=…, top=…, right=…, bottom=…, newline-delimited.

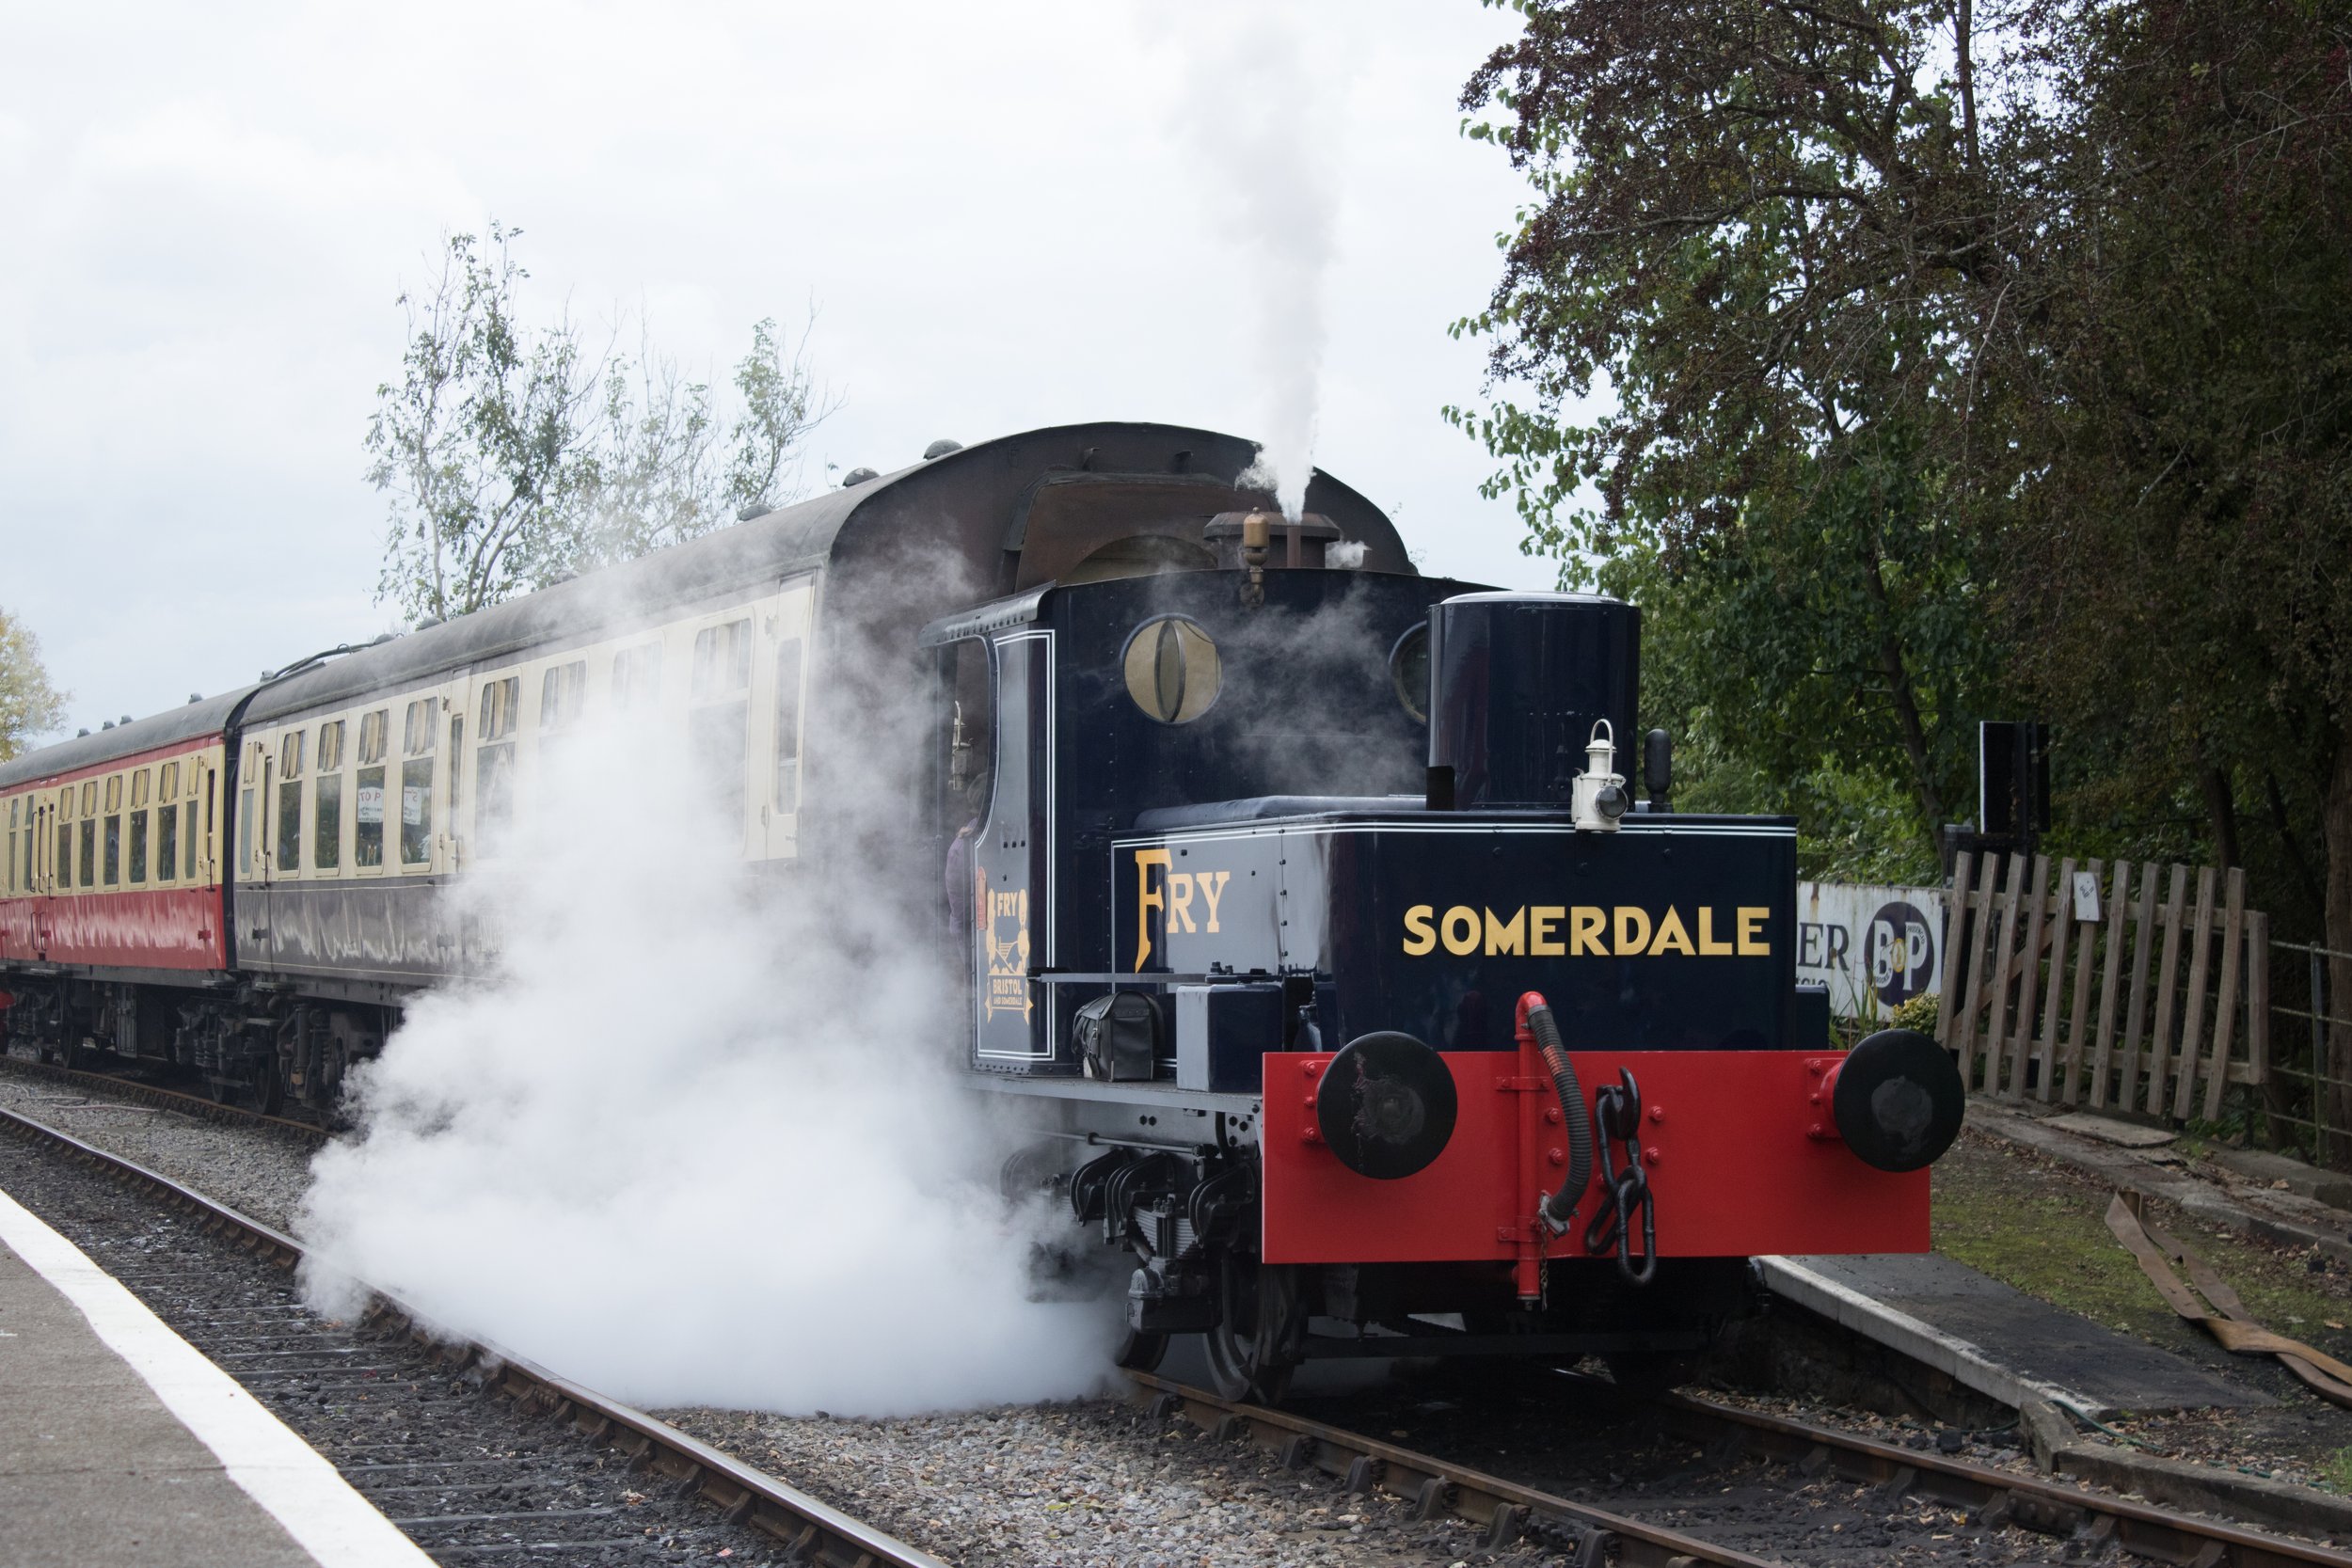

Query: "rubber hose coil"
left=1527, top=1002, right=1592, bottom=1228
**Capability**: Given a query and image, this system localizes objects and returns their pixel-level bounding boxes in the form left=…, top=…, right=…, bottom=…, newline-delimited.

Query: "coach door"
left=30, top=794, right=51, bottom=958
left=758, top=577, right=816, bottom=862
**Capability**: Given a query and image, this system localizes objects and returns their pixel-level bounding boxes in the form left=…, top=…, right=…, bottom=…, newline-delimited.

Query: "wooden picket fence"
left=1933, top=851, right=2270, bottom=1119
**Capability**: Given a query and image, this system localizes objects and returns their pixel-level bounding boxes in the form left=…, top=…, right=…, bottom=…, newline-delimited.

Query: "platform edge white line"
left=0, top=1182, right=434, bottom=1568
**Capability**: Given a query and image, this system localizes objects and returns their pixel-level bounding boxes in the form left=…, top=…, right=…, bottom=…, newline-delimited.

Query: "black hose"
left=1527, top=1002, right=1591, bottom=1229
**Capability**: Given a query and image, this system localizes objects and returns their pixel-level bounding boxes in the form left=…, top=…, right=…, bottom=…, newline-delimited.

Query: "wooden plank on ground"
left=2090, top=860, right=2131, bottom=1110
left=2036, top=855, right=2076, bottom=1101
left=1935, top=850, right=1975, bottom=1052
left=1985, top=853, right=2028, bottom=1098
left=2172, top=866, right=2219, bottom=1119
left=2204, top=867, right=2248, bottom=1121
left=2062, top=858, right=2104, bottom=1106
left=2144, top=863, right=2192, bottom=1117
left=2013, top=853, right=2052, bottom=1100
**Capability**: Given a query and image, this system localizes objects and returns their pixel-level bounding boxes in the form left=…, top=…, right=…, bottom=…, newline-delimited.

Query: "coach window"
left=356, top=709, right=389, bottom=868
left=313, top=721, right=345, bottom=873
left=537, top=659, right=586, bottom=776
left=690, top=619, right=752, bottom=831
left=277, top=730, right=306, bottom=874
left=400, top=698, right=435, bottom=865
left=239, top=777, right=255, bottom=878
left=5, top=797, right=14, bottom=892
left=156, top=764, right=179, bottom=882
left=58, top=787, right=74, bottom=890
left=103, top=774, right=122, bottom=886
left=475, top=675, right=519, bottom=849
left=773, top=636, right=804, bottom=815
left=129, top=768, right=151, bottom=884
left=612, top=642, right=661, bottom=712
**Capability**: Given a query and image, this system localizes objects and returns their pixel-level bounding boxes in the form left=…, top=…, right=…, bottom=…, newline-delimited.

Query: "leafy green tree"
left=1451, top=0, right=2015, bottom=860
left=0, top=609, right=67, bottom=762
left=2002, top=0, right=2352, bottom=1123
left=368, top=225, right=834, bottom=624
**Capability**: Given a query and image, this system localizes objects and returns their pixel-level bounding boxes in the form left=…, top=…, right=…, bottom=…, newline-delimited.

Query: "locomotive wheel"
left=1202, top=1255, right=1304, bottom=1405
left=240, top=1058, right=284, bottom=1117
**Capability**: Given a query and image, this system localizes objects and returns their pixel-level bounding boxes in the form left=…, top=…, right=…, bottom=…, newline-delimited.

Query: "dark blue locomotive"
left=0, top=422, right=1961, bottom=1404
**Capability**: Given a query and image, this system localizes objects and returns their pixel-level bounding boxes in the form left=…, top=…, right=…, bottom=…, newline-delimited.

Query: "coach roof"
left=5, top=422, right=1407, bottom=761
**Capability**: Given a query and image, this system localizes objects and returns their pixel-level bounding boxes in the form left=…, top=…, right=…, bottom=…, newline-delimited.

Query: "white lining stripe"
left=0, top=1184, right=434, bottom=1568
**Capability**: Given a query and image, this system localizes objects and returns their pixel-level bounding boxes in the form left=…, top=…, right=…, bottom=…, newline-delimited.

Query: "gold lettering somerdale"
left=1400, top=903, right=1771, bottom=958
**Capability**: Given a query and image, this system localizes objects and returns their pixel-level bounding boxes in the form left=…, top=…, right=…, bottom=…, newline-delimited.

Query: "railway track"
left=0, top=1051, right=330, bottom=1147
left=1131, top=1364, right=2352, bottom=1567
left=0, top=1102, right=941, bottom=1568
left=9, top=1079, right=2347, bottom=1566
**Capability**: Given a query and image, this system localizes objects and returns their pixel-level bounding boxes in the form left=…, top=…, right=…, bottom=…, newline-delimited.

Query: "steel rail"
left=1127, top=1364, right=2352, bottom=1568
left=0, top=1103, right=944, bottom=1568
left=0, top=1053, right=330, bottom=1147
left=1125, top=1368, right=1764, bottom=1567
left=1620, top=1372, right=2352, bottom=1568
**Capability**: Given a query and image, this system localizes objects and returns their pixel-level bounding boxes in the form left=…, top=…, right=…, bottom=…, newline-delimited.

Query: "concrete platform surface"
left=1771, top=1251, right=2265, bottom=1420
left=0, top=1185, right=431, bottom=1568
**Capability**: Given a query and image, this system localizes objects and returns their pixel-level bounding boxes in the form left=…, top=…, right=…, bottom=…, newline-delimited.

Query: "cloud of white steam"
left=1167, top=10, right=1346, bottom=520
left=294, top=614, right=1113, bottom=1415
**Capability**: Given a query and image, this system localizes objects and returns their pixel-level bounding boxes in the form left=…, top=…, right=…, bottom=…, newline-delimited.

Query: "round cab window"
left=1123, top=616, right=1220, bottom=724
left=1390, top=623, right=1429, bottom=722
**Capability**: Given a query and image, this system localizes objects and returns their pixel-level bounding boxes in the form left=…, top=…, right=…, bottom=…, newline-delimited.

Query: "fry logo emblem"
left=982, top=878, right=1032, bottom=1021
left=1401, top=903, right=1772, bottom=958
left=1132, top=847, right=1232, bottom=970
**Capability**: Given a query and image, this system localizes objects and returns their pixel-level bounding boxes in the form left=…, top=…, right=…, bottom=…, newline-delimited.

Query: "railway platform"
left=1766, top=1249, right=2259, bottom=1419
left=0, top=1187, right=429, bottom=1568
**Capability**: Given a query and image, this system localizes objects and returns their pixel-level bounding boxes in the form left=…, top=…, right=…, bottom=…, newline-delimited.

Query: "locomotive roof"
left=1, top=421, right=1409, bottom=781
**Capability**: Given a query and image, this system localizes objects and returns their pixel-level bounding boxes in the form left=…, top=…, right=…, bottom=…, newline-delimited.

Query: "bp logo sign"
left=1866, top=900, right=1938, bottom=1008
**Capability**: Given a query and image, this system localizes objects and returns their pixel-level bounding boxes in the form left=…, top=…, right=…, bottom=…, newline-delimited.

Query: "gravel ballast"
left=0, top=1061, right=315, bottom=1230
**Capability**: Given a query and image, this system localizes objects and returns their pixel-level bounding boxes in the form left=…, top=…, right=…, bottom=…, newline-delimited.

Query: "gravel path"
left=0, top=1059, right=315, bottom=1231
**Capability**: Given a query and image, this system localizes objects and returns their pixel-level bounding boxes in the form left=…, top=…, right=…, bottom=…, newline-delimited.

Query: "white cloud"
left=0, top=0, right=1572, bottom=734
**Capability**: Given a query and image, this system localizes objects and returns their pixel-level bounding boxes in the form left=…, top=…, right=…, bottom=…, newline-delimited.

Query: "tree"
left=2002, top=0, right=2352, bottom=1128
left=1451, top=0, right=2019, bottom=858
left=0, top=609, right=67, bottom=762
left=368, top=225, right=834, bottom=625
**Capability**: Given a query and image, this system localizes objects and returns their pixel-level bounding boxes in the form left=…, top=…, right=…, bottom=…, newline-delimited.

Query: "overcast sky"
left=1, top=1, right=1573, bottom=739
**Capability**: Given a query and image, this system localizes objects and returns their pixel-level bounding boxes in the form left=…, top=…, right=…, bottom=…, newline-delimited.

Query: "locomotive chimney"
left=1425, top=593, right=1640, bottom=811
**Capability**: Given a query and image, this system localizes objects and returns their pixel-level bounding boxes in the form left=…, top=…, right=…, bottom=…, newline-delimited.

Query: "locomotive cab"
left=922, top=552, right=1964, bottom=1402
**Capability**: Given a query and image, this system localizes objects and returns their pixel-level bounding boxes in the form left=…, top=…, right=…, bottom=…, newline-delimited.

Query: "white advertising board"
left=1795, top=880, right=1947, bottom=1022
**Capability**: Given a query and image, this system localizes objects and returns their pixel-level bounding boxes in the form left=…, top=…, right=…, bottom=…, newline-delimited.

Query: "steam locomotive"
left=0, top=422, right=1963, bottom=1402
